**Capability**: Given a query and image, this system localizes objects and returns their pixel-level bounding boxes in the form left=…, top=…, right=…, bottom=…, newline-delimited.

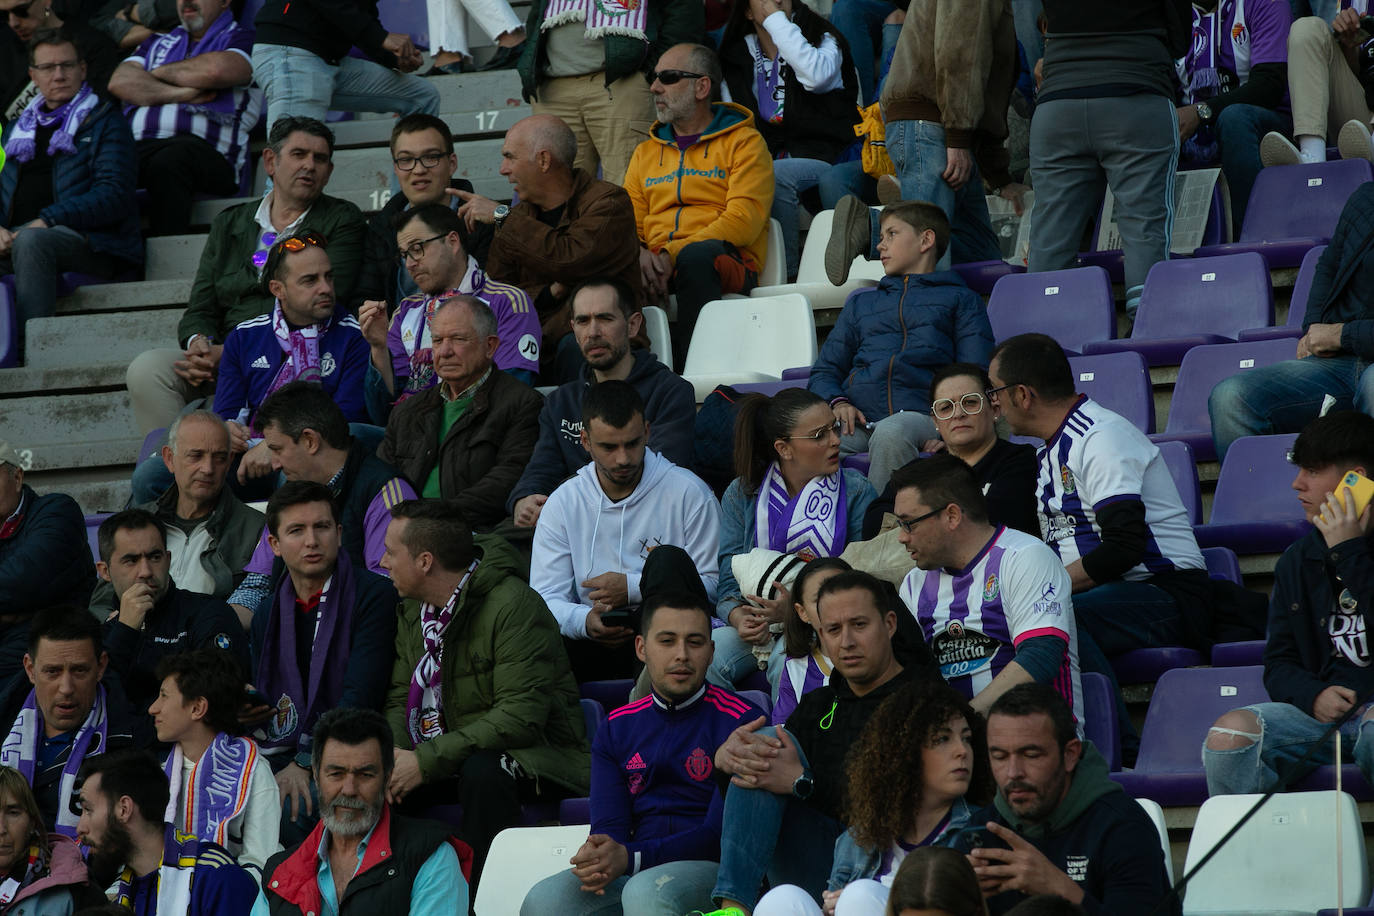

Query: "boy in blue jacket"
left=808, top=201, right=994, bottom=490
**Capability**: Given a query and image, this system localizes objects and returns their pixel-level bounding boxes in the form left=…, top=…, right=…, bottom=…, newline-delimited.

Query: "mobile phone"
left=599, top=607, right=640, bottom=631
left=1340, top=470, right=1374, bottom=516
left=244, top=687, right=271, bottom=708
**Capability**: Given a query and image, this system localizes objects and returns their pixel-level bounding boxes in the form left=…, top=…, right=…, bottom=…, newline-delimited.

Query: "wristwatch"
left=791, top=772, right=814, bottom=800
left=493, top=203, right=510, bottom=228
left=1195, top=101, right=1214, bottom=124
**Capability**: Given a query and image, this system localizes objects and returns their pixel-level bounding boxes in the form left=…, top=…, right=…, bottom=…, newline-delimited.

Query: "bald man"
left=457, top=115, right=644, bottom=381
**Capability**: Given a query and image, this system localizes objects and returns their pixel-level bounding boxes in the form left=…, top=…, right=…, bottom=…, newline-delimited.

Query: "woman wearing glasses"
left=710, top=388, right=878, bottom=689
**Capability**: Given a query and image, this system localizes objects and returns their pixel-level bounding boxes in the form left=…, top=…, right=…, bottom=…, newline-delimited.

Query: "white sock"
left=1298, top=135, right=1326, bottom=164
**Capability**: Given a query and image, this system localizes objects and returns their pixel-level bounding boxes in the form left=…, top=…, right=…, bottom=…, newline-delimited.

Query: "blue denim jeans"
left=1208, top=355, right=1374, bottom=462
left=1203, top=702, right=1374, bottom=795
left=886, top=119, right=1002, bottom=267
left=773, top=157, right=835, bottom=280
left=818, top=160, right=876, bottom=209
left=828, top=0, right=893, bottom=105
left=711, top=727, right=842, bottom=910
left=520, top=859, right=719, bottom=915
left=1216, top=103, right=1292, bottom=234
left=709, top=627, right=785, bottom=689
left=250, top=43, right=440, bottom=132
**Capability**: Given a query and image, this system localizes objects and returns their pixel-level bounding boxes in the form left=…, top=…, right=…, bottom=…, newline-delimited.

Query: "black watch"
left=791, top=772, right=814, bottom=800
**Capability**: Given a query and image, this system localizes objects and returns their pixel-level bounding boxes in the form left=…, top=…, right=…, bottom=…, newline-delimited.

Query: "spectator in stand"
left=380, top=500, right=589, bottom=889
left=358, top=205, right=540, bottom=426
left=107, top=0, right=263, bottom=237
left=773, top=557, right=849, bottom=726
left=864, top=363, right=1039, bottom=540
left=714, top=389, right=878, bottom=688
left=125, top=116, right=366, bottom=437
left=0, top=0, right=122, bottom=107
left=508, top=277, right=696, bottom=529
left=0, top=29, right=141, bottom=362
left=456, top=114, right=645, bottom=381
left=0, top=441, right=96, bottom=684
left=91, top=0, right=181, bottom=51
left=624, top=43, right=774, bottom=370
left=1209, top=181, right=1374, bottom=461
left=515, top=0, right=703, bottom=186
left=1204, top=411, right=1374, bottom=795
left=521, top=593, right=763, bottom=916
left=811, top=203, right=994, bottom=492
left=828, top=0, right=908, bottom=106
left=1177, top=0, right=1293, bottom=234
left=249, top=0, right=438, bottom=134
left=426, top=0, right=525, bottom=73
left=0, top=768, right=103, bottom=913
left=1025, top=0, right=1187, bottom=321
left=718, top=0, right=861, bottom=281
left=379, top=296, right=543, bottom=529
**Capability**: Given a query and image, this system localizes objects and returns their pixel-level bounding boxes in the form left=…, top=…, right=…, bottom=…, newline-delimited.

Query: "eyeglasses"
left=984, top=384, right=1014, bottom=400
left=398, top=234, right=447, bottom=263
left=895, top=505, right=945, bottom=533
left=30, top=60, right=80, bottom=73
left=932, top=392, right=987, bottom=420
left=784, top=420, right=842, bottom=442
left=393, top=152, right=447, bottom=171
left=647, top=69, right=705, bottom=86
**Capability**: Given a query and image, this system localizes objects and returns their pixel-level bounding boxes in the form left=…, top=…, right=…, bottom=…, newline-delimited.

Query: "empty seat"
left=1202, top=546, right=1242, bottom=585
left=1068, top=351, right=1155, bottom=434
left=751, top=209, right=884, bottom=310
left=1081, top=671, right=1120, bottom=772
left=473, top=825, right=591, bottom=915
left=1157, top=440, right=1202, bottom=525
left=950, top=259, right=1025, bottom=296
left=683, top=295, right=818, bottom=402
left=1112, top=646, right=1205, bottom=686
left=1112, top=665, right=1268, bottom=806
left=986, top=266, right=1114, bottom=355
left=1195, top=434, right=1310, bottom=554
left=1150, top=338, right=1299, bottom=462
left=1083, top=253, right=1273, bottom=367
left=642, top=305, right=672, bottom=368
left=1238, top=244, right=1325, bottom=342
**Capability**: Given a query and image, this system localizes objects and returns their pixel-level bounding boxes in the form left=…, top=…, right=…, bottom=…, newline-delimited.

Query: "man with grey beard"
left=253, top=708, right=469, bottom=915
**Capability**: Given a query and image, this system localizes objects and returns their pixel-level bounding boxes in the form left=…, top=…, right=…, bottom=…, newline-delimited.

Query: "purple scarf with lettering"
left=756, top=462, right=848, bottom=561
left=4, top=82, right=97, bottom=164
left=163, top=732, right=258, bottom=847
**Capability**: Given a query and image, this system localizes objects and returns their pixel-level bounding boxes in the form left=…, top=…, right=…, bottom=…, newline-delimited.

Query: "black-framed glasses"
left=985, top=383, right=1014, bottom=400
left=648, top=69, right=705, bottom=86
left=895, top=505, right=945, bottom=533
left=30, top=60, right=81, bottom=73
left=392, top=152, right=447, bottom=171
left=932, top=392, right=987, bottom=420
left=784, top=420, right=842, bottom=442
left=398, top=234, right=447, bottom=263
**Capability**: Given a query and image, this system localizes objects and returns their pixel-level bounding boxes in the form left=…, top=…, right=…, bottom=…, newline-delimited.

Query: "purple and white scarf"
left=163, top=732, right=258, bottom=849
left=746, top=36, right=786, bottom=126
left=538, top=0, right=648, bottom=40
left=259, top=301, right=327, bottom=412
left=3, top=82, right=98, bottom=164
left=0, top=686, right=109, bottom=837
left=1181, top=0, right=1249, bottom=104
left=405, top=258, right=485, bottom=395
left=406, top=559, right=480, bottom=745
left=132, top=10, right=243, bottom=125
left=756, top=462, right=848, bottom=561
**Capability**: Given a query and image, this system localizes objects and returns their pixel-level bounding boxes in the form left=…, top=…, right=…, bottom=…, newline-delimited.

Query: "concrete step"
left=21, top=308, right=185, bottom=373
left=145, top=235, right=207, bottom=282
left=0, top=362, right=127, bottom=396
left=1, top=390, right=141, bottom=473
left=326, top=105, right=532, bottom=148
left=55, top=278, right=191, bottom=315
left=22, top=471, right=133, bottom=516
left=423, top=71, right=525, bottom=113
left=251, top=138, right=505, bottom=198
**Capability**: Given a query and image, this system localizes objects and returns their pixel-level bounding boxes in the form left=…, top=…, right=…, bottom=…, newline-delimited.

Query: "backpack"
left=693, top=384, right=744, bottom=497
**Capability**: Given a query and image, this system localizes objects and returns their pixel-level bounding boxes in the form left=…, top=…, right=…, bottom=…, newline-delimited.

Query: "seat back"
left=1135, top=666, right=1267, bottom=773
left=683, top=295, right=817, bottom=378
left=473, top=825, right=590, bottom=915
left=738, top=688, right=772, bottom=717
left=1136, top=798, right=1175, bottom=885
left=1183, top=791, right=1368, bottom=913
left=732, top=379, right=808, bottom=397
left=85, top=514, right=112, bottom=567
left=1201, top=546, right=1242, bottom=585
left=986, top=266, right=1114, bottom=354
left=579, top=698, right=605, bottom=745
left=377, top=0, right=430, bottom=48
left=797, top=208, right=888, bottom=286
left=1163, top=338, right=1301, bottom=442
left=1068, top=351, right=1155, bottom=434
left=1081, top=671, right=1120, bottom=772
left=1133, top=253, right=1273, bottom=341
left=1209, top=434, right=1304, bottom=526
left=758, top=218, right=785, bottom=287
left=641, top=305, right=672, bottom=367
left=1287, top=244, right=1326, bottom=329
left=1156, top=440, right=1202, bottom=525
left=578, top=679, right=633, bottom=714
left=1238, top=158, right=1374, bottom=243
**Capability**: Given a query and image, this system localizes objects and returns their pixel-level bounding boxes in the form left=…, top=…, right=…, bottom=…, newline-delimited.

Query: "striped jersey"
left=899, top=526, right=1084, bottom=729
left=1036, top=397, right=1204, bottom=580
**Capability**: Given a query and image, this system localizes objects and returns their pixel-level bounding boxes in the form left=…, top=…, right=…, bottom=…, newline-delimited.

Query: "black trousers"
left=136, top=135, right=238, bottom=236
left=670, top=239, right=759, bottom=371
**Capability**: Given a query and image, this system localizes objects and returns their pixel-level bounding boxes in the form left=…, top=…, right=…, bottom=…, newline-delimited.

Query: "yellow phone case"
left=1340, top=470, right=1374, bottom=516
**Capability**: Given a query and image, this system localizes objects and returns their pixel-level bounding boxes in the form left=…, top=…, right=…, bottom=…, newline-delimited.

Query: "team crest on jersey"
left=685, top=747, right=713, bottom=781
left=321, top=353, right=337, bottom=377
left=983, top=575, right=1000, bottom=601
left=1059, top=464, right=1076, bottom=493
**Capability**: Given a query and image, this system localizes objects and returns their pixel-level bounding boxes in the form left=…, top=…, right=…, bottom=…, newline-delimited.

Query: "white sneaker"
left=1259, top=131, right=1302, bottom=167
left=1337, top=118, right=1374, bottom=163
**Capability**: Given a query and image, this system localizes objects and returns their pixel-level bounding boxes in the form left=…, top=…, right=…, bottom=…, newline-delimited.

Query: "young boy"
left=150, top=648, right=280, bottom=882
left=808, top=201, right=995, bottom=490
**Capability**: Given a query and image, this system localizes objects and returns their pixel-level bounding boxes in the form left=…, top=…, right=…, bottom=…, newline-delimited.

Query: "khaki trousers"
left=1288, top=15, right=1374, bottom=141
left=531, top=71, right=654, bottom=186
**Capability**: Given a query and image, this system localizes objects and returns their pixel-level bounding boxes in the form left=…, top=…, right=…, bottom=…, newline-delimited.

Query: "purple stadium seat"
left=780, top=367, right=811, bottom=380
left=1067, top=351, right=1154, bottom=434
left=85, top=513, right=112, bottom=566
left=1156, top=440, right=1201, bottom=525
left=138, top=428, right=166, bottom=465
left=1294, top=765, right=1374, bottom=799
left=1111, top=647, right=1204, bottom=686
left=1238, top=244, right=1325, bottom=342
left=1112, top=665, right=1268, bottom=805
left=1081, top=671, right=1120, bottom=772
left=578, top=679, right=633, bottom=714
left=1211, top=640, right=1264, bottom=667
left=1149, top=337, right=1298, bottom=462
left=950, top=260, right=1023, bottom=296
left=559, top=797, right=590, bottom=825
left=0, top=278, right=15, bottom=369
left=1194, top=158, right=1374, bottom=268
left=377, top=0, right=430, bottom=48
left=1202, top=546, right=1242, bottom=585
left=732, top=379, right=807, bottom=397
left=738, top=689, right=772, bottom=717
left=1082, top=253, right=1274, bottom=367
left=1195, top=433, right=1310, bottom=554
left=841, top=453, right=871, bottom=476
left=986, top=266, right=1114, bottom=355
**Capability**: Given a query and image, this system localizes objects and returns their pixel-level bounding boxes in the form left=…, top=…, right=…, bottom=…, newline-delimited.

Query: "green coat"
left=384, top=534, right=590, bottom=794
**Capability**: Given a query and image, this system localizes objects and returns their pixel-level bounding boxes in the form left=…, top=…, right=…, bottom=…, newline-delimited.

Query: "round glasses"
left=931, top=392, right=987, bottom=421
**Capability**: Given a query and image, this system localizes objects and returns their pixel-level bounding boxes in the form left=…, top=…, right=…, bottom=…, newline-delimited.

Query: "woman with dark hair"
left=0, top=766, right=101, bottom=915
left=773, top=556, right=851, bottom=725
left=718, top=0, right=862, bottom=280
left=886, top=846, right=989, bottom=916
left=712, top=389, right=878, bottom=688
left=754, top=680, right=993, bottom=915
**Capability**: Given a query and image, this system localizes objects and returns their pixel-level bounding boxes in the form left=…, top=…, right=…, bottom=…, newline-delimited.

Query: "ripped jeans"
left=1202, top=701, right=1374, bottom=796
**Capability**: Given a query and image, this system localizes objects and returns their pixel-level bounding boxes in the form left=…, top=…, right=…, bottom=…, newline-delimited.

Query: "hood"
left=468, top=533, right=525, bottom=596
left=649, top=101, right=756, bottom=145
left=993, top=741, right=1120, bottom=840
left=875, top=270, right=970, bottom=292
left=563, top=448, right=681, bottom=590
left=576, top=348, right=668, bottom=389
left=11, top=834, right=88, bottom=905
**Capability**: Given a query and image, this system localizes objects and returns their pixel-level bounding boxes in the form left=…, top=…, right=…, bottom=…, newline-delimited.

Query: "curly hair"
left=844, top=679, right=993, bottom=851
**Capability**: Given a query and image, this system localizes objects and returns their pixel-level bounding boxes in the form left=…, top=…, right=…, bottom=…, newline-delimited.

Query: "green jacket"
left=384, top=534, right=590, bottom=794
left=177, top=192, right=367, bottom=347
left=516, top=0, right=705, bottom=100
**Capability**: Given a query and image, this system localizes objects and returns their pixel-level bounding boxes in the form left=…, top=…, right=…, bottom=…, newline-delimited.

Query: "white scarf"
left=755, top=462, right=848, bottom=561
left=0, top=686, right=109, bottom=838
left=539, top=0, right=648, bottom=40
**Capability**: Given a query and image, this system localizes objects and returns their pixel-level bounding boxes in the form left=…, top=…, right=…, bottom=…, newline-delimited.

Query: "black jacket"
left=1304, top=181, right=1374, bottom=361
left=254, top=0, right=395, bottom=67
left=0, top=485, right=95, bottom=616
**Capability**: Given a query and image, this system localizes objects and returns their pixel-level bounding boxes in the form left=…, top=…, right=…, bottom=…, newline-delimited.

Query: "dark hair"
left=390, top=113, right=454, bottom=154
left=73, top=906, right=134, bottom=916
left=311, top=708, right=395, bottom=780
left=814, top=569, right=889, bottom=623
left=640, top=592, right=714, bottom=634
left=931, top=362, right=993, bottom=396
left=261, top=231, right=329, bottom=289
left=27, top=605, right=102, bottom=660
left=1291, top=410, right=1374, bottom=475
left=387, top=499, right=475, bottom=572
left=155, top=649, right=246, bottom=737
left=97, top=509, right=167, bottom=565
left=1005, top=895, right=1086, bottom=916
left=988, top=683, right=1078, bottom=752
left=889, top=453, right=989, bottom=524
left=881, top=201, right=952, bottom=262
left=733, top=388, right=830, bottom=493
left=27, top=27, right=79, bottom=64
left=720, top=2, right=844, bottom=101
left=77, top=749, right=169, bottom=826
left=846, top=680, right=993, bottom=851
left=784, top=557, right=852, bottom=658
left=395, top=203, right=464, bottom=242
left=989, top=333, right=1076, bottom=401
left=255, top=381, right=351, bottom=450
left=884, top=846, right=989, bottom=916
left=265, top=480, right=338, bottom=538
left=582, top=379, right=646, bottom=429
left=267, top=115, right=335, bottom=156
left=570, top=277, right=637, bottom=321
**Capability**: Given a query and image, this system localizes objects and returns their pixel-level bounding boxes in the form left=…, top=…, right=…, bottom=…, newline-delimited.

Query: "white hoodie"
left=531, top=449, right=721, bottom=638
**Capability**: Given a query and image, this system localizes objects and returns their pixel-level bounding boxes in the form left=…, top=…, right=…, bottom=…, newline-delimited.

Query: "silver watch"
left=493, top=203, right=510, bottom=228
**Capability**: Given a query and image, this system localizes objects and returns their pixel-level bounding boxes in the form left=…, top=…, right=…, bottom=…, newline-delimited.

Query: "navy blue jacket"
left=0, top=98, right=142, bottom=265
left=809, top=271, right=993, bottom=421
left=0, top=485, right=95, bottom=615
left=1305, top=181, right=1374, bottom=361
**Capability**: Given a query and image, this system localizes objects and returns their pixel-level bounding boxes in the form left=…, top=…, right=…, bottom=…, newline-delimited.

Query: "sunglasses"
left=647, top=69, right=706, bottom=86
left=932, top=392, right=988, bottom=421
left=260, top=231, right=328, bottom=280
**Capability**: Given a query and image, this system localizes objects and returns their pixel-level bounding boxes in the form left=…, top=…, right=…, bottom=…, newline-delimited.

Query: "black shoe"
left=480, top=41, right=524, bottom=71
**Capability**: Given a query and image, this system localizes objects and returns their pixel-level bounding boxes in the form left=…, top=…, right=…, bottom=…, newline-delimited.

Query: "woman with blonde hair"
left=0, top=767, right=101, bottom=914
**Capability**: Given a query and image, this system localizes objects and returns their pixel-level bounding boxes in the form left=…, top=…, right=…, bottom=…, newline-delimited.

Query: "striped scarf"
left=539, top=0, right=648, bottom=40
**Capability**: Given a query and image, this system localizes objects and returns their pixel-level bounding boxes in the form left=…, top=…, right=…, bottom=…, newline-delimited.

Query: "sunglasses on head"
left=647, top=69, right=705, bottom=86
left=274, top=231, right=328, bottom=254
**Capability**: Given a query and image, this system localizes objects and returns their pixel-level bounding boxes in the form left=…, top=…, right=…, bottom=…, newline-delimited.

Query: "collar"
left=4, top=490, right=25, bottom=526
left=1043, top=394, right=1090, bottom=449
left=440, top=367, right=491, bottom=403
left=255, top=192, right=311, bottom=236
left=326, top=462, right=346, bottom=493
left=294, top=589, right=324, bottom=615
left=650, top=683, right=706, bottom=712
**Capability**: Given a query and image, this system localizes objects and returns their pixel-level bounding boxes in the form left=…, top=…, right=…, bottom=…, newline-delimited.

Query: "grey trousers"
left=1028, top=93, right=1179, bottom=296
